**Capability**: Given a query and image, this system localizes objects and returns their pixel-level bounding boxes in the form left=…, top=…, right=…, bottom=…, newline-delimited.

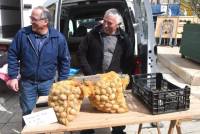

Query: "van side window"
left=68, top=20, right=74, bottom=37
left=47, top=4, right=56, bottom=27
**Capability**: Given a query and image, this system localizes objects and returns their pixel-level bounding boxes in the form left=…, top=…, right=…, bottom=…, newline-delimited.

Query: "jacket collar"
left=22, top=25, right=58, bottom=38
left=93, top=24, right=123, bottom=39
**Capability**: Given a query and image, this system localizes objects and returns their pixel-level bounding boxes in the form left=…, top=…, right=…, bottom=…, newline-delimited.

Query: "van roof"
left=61, top=0, right=126, bottom=19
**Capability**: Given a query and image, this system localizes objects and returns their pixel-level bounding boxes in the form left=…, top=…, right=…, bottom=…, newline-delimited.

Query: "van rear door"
left=43, top=0, right=62, bottom=31
left=126, top=0, right=157, bottom=74
left=21, top=0, right=48, bottom=27
left=0, top=0, right=21, bottom=49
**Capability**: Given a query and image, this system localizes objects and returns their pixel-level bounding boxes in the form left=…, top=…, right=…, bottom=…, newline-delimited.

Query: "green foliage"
left=191, top=0, right=200, bottom=18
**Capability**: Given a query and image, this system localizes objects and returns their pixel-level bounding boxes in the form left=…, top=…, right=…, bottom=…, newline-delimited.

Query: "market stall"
left=21, top=90, right=200, bottom=134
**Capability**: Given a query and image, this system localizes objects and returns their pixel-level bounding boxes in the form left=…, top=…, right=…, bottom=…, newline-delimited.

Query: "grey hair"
left=34, top=6, right=51, bottom=22
left=104, top=8, right=123, bottom=25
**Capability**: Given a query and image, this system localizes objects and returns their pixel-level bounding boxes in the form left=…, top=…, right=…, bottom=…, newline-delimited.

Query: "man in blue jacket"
left=7, top=6, right=71, bottom=126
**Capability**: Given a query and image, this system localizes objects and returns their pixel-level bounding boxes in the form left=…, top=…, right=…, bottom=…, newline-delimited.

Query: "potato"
left=112, top=104, right=119, bottom=110
left=60, top=94, right=67, bottom=100
left=95, top=88, right=101, bottom=95
left=59, top=118, right=68, bottom=125
left=99, top=104, right=104, bottom=108
left=56, top=112, right=60, bottom=117
left=110, top=100, right=116, bottom=104
left=58, top=107, right=64, bottom=112
left=100, top=95, right=108, bottom=101
left=117, top=108, right=126, bottom=113
left=105, top=103, right=112, bottom=108
left=105, top=87, right=112, bottom=94
left=63, top=89, right=71, bottom=95
left=95, top=95, right=101, bottom=101
left=68, top=94, right=75, bottom=100
left=54, top=106, right=60, bottom=112
left=52, top=96, right=58, bottom=101
left=63, top=101, right=68, bottom=107
left=67, top=115, right=75, bottom=121
left=109, top=94, right=116, bottom=100
left=101, top=89, right=107, bottom=94
left=69, top=109, right=77, bottom=115
left=49, top=102, right=56, bottom=107
left=60, top=112, right=67, bottom=118
left=112, top=88, right=117, bottom=92
left=68, top=101, right=74, bottom=107
left=52, top=89, right=60, bottom=95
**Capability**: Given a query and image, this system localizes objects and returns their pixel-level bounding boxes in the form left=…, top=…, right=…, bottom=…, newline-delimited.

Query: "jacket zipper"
left=27, top=35, right=40, bottom=82
left=27, top=36, right=39, bottom=57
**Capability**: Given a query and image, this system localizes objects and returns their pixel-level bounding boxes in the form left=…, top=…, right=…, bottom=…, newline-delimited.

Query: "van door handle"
left=133, top=23, right=140, bottom=32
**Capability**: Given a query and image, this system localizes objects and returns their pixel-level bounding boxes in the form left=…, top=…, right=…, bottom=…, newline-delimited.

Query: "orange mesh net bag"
left=87, top=71, right=129, bottom=113
left=48, top=80, right=83, bottom=126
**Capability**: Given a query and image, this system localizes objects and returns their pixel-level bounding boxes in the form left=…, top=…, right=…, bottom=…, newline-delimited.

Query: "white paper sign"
left=161, top=5, right=168, bottom=13
left=23, top=108, right=57, bottom=126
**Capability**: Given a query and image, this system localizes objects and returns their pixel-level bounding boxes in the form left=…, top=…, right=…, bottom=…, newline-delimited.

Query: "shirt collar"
left=34, top=31, right=49, bottom=39
left=100, top=28, right=120, bottom=37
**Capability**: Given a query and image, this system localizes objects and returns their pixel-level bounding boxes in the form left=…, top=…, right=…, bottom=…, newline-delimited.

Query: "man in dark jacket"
left=78, top=8, right=133, bottom=134
left=7, top=6, right=71, bottom=126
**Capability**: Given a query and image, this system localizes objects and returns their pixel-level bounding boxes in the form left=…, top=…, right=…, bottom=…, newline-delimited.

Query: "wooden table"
left=21, top=90, right=200, bottom=134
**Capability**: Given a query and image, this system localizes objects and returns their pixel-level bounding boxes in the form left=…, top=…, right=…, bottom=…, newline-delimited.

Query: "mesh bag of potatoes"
left=48, top=71, right=129, bottom=125
left=87, top=71, right=130, bottom=113
left=48, top=80, right=84, bottom=126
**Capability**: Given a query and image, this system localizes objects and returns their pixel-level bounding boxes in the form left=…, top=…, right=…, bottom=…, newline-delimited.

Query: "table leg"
left=138, top=124, right=143, bottom=134
left=176, top=120, right=182, bottom=134
left=156, top=122, right=161, bottom=134
left=168, top=120, right=177, bottom=134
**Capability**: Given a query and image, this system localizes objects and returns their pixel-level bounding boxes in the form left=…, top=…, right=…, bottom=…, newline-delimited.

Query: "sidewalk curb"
left=158, top=54, right=200, bottom=86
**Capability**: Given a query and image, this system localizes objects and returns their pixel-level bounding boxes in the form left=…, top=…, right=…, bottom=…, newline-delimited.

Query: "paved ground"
left=158, top=46, right=200, bottom=86
left=0, top=46, right=200, bottom=134
left=0, top=89, right=22, bottom=134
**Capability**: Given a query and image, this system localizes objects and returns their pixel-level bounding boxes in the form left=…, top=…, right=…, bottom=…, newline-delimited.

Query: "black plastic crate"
left=131, top=73, right=190, bottom=115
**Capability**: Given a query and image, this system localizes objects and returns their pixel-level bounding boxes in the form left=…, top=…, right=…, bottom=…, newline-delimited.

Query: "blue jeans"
left=19, top=79, right=54, bottom=116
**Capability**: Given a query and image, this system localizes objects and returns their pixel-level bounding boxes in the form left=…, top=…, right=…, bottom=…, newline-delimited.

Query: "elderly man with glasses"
left=7, top=6, right=71, bottom=127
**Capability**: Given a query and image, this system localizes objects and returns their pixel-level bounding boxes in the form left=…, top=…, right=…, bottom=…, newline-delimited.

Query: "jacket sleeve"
left=77, top=34, right=94, bottom=75
left=8, top=31, right=21, bottom=79
left=57, top=35, right=71, bottom=81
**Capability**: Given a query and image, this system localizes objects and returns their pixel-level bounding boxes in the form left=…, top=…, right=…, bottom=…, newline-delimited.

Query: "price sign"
left=23, top=108, right=57, bottom=126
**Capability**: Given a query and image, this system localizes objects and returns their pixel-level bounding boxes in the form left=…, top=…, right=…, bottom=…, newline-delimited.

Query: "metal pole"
left=167, top=0, right=170, bottom=16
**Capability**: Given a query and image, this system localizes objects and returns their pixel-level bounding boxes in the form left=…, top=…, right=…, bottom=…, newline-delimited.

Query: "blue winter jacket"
left=8, top=26, right=71, bottom=81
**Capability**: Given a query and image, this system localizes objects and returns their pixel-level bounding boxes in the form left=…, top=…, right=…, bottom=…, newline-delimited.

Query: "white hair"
left=104, top=8, right=123, bottom=25
left=34, top=6, right=51, bottom=22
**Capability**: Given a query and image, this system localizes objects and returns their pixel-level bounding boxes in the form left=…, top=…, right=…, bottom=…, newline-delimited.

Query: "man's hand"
left=6, top=79, right=19, bottom=92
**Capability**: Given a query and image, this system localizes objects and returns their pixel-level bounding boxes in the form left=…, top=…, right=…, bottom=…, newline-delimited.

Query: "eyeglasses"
left=29, top=16, right=46, bottom=22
